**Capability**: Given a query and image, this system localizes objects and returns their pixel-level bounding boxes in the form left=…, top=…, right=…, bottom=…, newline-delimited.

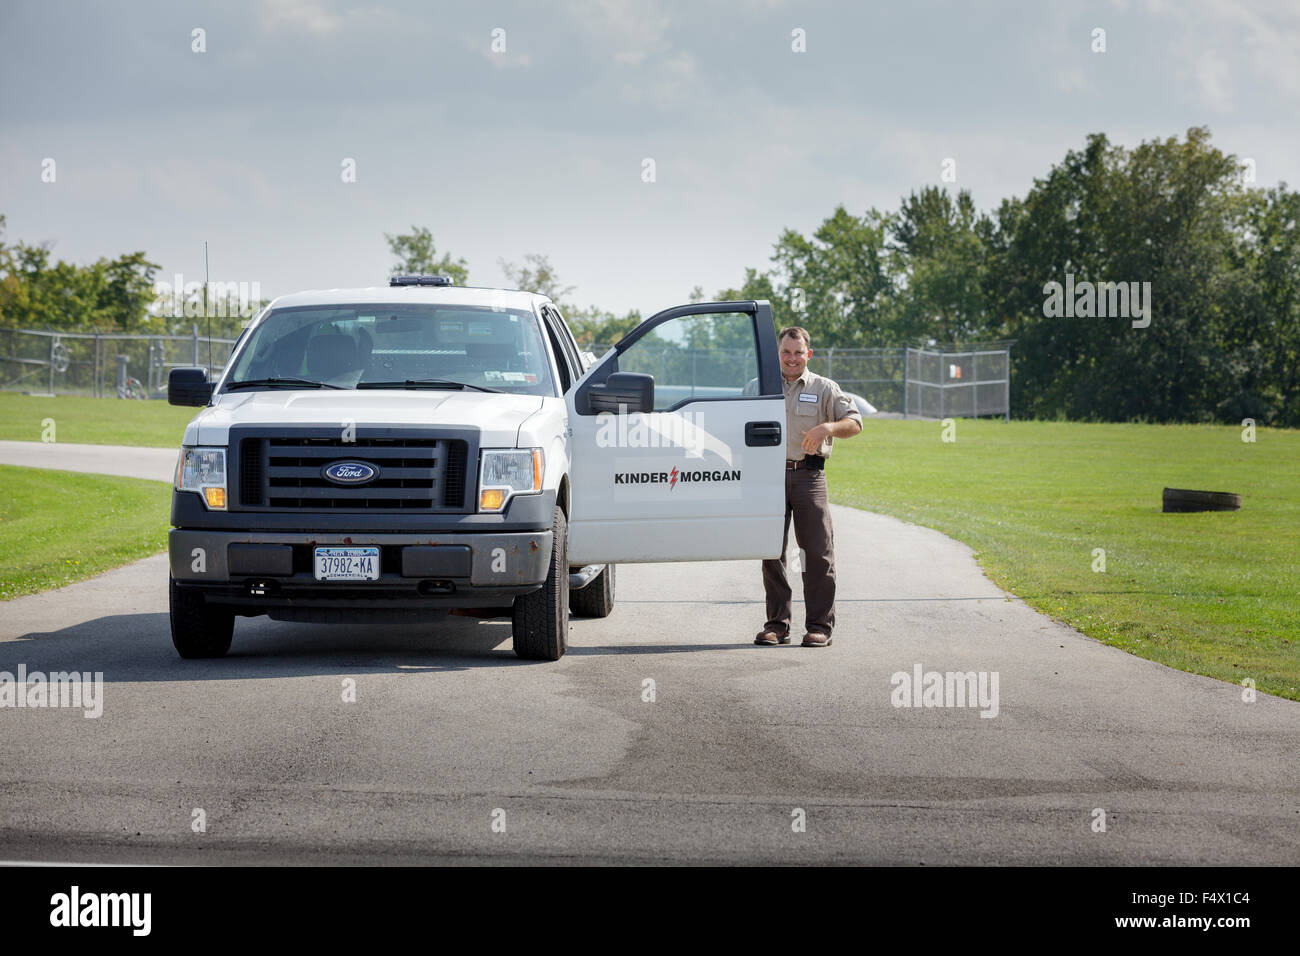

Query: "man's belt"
left=786, top=454, right=826, bottom=471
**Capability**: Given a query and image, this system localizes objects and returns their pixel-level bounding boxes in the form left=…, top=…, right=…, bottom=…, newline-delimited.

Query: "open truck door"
left=566, top=301, right=786, bottom=565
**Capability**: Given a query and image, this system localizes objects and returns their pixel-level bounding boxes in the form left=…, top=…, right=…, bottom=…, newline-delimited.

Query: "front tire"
left=169, top=576, right=234, bottom=659
left=511, top=508, right=569, bottom=660
left=570, top=563, right=615, bottom=618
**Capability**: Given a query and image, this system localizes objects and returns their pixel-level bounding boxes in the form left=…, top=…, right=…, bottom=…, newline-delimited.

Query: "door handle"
left=745, top=421, right=782, bottom=447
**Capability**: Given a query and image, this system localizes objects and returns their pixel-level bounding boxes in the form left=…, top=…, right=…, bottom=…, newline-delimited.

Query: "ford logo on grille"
left=323, top=461, right=379, bottom=485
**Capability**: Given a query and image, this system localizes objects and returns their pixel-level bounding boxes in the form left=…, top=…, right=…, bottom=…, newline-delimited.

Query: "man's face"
left=779, top=335, right=811, bottom=381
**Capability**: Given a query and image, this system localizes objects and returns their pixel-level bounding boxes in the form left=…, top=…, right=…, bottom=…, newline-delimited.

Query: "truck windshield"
left=223, top=304, right=557, bottom=396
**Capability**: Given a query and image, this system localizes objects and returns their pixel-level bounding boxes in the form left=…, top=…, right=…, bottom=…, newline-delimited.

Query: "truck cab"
left=167, top=277, right=788, bottom=660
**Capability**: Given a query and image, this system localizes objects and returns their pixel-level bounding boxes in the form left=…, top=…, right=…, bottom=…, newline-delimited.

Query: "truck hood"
left=186, top=389, right=544, bottom=447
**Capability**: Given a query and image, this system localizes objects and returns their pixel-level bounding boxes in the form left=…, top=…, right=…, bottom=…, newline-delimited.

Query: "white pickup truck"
left=167, top=276, right=788, bottom=660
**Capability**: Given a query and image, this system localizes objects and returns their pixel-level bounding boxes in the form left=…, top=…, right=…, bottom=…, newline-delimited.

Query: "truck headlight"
left=176, top=446, right=228, bottom=510
left=479, top=448, right=543, bottom=512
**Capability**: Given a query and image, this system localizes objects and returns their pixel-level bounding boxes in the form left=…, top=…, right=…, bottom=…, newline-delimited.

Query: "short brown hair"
left=778, top=326, right=811, bottom=349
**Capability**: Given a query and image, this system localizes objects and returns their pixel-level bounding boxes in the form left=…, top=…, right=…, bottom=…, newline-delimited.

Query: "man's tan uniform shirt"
left=778, top=369, right=862, bottom=461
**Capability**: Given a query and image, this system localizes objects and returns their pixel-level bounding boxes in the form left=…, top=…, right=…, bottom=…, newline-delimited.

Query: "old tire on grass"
left=1162, top=487, right=1242, bottom=513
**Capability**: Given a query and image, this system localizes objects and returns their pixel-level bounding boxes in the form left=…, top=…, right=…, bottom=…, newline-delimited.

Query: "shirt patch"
left=798, top=392, right=818, bottom=403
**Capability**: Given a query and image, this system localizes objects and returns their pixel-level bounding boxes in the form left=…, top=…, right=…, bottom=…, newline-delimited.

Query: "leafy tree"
left=385, top=226, right=468, bottom=285
left=991, top=127, right=1249, bottom=421
left=565, top=304, right=641, bottom=349
left=707, top=268, right=783, bottom=349
left=499, top=253, right=575, bottom=309
left=712, top=127, right=1300, bottom=424
left=0, top=221, right=160, bottom=333
left=101, top=251, right=162, bottom=333
left=769, top=206, right=897, bottom=347
left=1227, top=185, right=1300, bottom=424
left=493, top=254, right=642, bottom=351
left=889, top=187, right=995, bottom=344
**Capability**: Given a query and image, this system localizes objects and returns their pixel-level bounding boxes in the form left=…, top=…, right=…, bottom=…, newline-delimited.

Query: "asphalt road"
left=0, top=440, right=177, bottom=483
left=0, top=442, right=1297, bottom=864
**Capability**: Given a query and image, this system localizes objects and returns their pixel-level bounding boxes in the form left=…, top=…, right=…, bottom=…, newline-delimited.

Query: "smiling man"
left=754, top=327, right=862, bottom=648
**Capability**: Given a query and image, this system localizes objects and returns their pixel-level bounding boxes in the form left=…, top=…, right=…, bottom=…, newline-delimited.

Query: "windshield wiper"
left=356, top=379, right=504, bottom=393
left=225, top=377, right=343, bottom=391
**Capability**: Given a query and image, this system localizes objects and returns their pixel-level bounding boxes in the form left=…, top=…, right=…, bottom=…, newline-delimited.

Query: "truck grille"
left=239, top=436, right=469, bottom=511
left=240, top=438, right=265, bottom=506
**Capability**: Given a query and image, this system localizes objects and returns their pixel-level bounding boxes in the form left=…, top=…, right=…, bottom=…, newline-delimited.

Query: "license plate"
left=313, top=547, right=380, bottom=582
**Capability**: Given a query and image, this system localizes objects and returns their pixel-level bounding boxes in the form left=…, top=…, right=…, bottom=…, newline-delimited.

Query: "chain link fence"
left=0, top=328, right=237, bottom=399
left=5, top=327, right=1012, bottom=418
left=808, top=348, right=908, bottom=412
left=904, top=346, right=1011, bottom=420
left=589, top=343, right=1012, bottom=418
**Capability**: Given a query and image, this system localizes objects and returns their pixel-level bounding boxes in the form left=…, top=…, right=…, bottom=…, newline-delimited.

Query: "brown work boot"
left=801, top=632, right=833, bottom=647
left=755, top=628, right=791, bottom=646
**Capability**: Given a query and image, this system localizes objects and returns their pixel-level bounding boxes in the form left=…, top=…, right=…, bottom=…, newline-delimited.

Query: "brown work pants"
left=763, top=467, right=835, bottom=637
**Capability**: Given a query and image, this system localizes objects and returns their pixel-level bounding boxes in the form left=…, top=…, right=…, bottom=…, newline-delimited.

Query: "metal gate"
left=904, top=346, right=1010, bottom=421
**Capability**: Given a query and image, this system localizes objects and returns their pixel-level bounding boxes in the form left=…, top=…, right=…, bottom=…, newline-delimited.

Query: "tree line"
left=0, top=216, right=162, bottom=334
left=3, top=126, right=1295, bottom=424
left=716, top=127, right=1297, bottom=426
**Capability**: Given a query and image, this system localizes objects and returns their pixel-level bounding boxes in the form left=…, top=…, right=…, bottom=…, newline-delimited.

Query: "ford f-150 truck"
left=167, top=276, right=788, bottom=660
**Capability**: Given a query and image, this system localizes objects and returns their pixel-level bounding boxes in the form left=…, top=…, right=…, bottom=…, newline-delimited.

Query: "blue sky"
left=2, top=0, right=1298, bottom=316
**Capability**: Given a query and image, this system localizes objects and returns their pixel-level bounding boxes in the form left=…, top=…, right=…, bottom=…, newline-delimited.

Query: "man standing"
left=754, top=327, right=862, bottom=648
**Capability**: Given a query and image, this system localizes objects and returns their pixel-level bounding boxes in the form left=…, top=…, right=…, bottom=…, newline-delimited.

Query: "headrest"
left=306, top=334, right=357, bottom=378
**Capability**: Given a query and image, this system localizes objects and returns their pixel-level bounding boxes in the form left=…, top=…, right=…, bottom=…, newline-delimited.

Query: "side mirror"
left=168, top=367, right=213, bottom=407
left=588, top=371, right=654, bottom=414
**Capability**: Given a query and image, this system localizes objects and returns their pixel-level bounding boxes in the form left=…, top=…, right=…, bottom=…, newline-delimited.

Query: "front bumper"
left=169, top=527, right=553, bottom=610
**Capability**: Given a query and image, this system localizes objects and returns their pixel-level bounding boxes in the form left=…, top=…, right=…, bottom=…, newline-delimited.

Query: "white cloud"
left=261, top=0, right=345, bottom=34
left=1144, top=0, right=1300, bottom=110
left=259, top=0, right=393, bottom=36
left=1057, top=67, right=1088, bottom=92
left=578, top=0, right=674, bottom=61
left=1193, top=52, right=1232, bottom=111
left=562, top=0, right=699, bottom=105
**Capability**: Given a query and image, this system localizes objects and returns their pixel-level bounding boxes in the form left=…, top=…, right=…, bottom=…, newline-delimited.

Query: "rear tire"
left=511, top=508, right=569, bottom=660
left=169, top=576, right=234, bottom=659
left=570, top=564, right=615, bottom=618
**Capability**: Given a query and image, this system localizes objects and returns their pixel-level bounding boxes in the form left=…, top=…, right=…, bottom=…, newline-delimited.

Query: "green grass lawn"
left=0, top=392, right=194, bottom=448
left=0, top=465, right=171, bottom=600
left=833, top=419, right=1300, bottom=700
